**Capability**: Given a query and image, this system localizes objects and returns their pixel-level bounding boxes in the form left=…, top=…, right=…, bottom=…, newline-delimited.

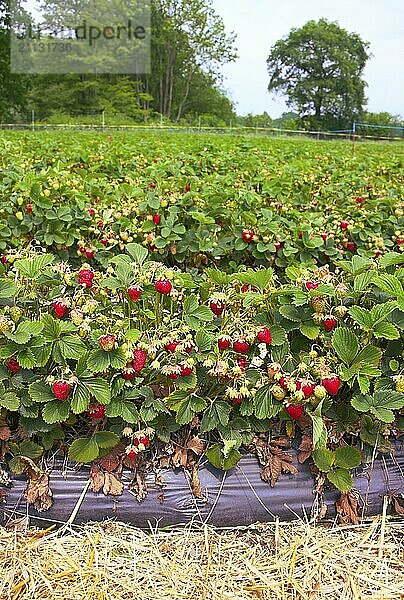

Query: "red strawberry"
left=122, top=364, right=135, bottom=380
left=184, top=342, right=194, bottom=354
left=165, top=341, right=179, bottom=353
left=285, top=404, right=303, bottom=420
left=152, top=215, right=161, bottom=225
left=340, top=221, right=349, bottom=230
left=128, top=286, right=142, bottom=301
left=274, top=241, right=284, bottom=250
left=139, top=434, right=149, bottom=446
left=218, top=337, right=231, bottom=351
left=99, top=334, right=115, bottom=351
left=155, top=279, right=172, bottom=294
left=232, top=397, right=243, bottom=405
left=305, top=281, right=318, bottom=291
left=88, top=207, right=96, bottom=216
left=88, top=404, right=105, bottom=419
left=97, top=220, right=103, bottom=228
left=100, top=238, right=108, bottom=247
left=237, top=357, right=248, bottom=370
left=85, top=249, right=95, bottom=260
left=185, top=184, right=191, bottom=192
left=52, top=380, right=72, bottom=401
left=168, top=372, right=179, bottom=380
left=233, top=340, right=251, bottom=354
left=26, top=204, right=33, bottom=214
left=127, top=449, right=137, bottom=459
left=242, top=229, right=254, bottom=243
left=210, top=300, right=225, bottom=316
left=323, top=317, right=337, bottom=332
left=355, top=197, right=363, bottom=204
left=321, top=376, right=341, bottom=396
left=132, top=349, right=147, bottom=372
left=78, top=269, right=94, bottom=288
left=241, top=284, right=259, bottom=293
left=397, top=238, right=404, bottom=245
left=6, top=358, right=20, bottom=373
left=301, top=382, right=316, bottom=399
left=1, top=256, right=8, bottom=264
left=149, top=183, right=156, bottom=189
left=257, top=327, right=272, bottom=344
left=180, top=363, right=193, bottom=377
left=320, top=233, right=328, bottom=241
left=346, top=242, right=356, bottom=252
left=53, top=300, right=68, bottom=319
left=279, top=376, right=289, bottom=391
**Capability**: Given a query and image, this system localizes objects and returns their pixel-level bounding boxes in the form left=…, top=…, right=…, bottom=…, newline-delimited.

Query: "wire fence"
left=1, top=116, right=403, bottom=142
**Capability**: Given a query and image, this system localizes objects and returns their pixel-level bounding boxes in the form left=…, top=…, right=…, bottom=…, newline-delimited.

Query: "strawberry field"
left=0, top=131, right=403, bottom=508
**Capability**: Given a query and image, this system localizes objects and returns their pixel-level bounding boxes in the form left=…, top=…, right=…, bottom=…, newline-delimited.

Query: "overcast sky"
left=212, top=0, right=404, bottom=117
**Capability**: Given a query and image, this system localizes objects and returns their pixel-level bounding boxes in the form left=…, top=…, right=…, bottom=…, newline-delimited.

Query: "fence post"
left=31, top=109, right=35, bottom=132
left=102, top=110, right=105, bottom=130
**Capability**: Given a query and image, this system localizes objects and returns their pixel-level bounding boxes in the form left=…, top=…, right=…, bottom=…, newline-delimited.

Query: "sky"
left=212, top=0, right=404, bottom=117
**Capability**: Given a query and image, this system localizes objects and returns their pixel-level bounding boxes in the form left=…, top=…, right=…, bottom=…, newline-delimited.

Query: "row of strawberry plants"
left=0, top=243, right=403, bottom=493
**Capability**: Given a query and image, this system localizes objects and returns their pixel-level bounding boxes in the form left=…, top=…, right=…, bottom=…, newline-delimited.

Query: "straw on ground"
left=0, top=517, right=403, bottom=599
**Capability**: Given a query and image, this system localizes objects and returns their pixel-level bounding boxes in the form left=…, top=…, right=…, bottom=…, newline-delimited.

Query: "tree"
left=266, top=19, right=370, bottom=129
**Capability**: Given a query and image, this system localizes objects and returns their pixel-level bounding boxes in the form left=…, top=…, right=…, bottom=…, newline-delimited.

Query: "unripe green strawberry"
left=314, top=385, right=327, bottom=400
left=395, top=376, right=404, bottom=393
left=9, top=306, right=22, bottom=323
left=70, top=309, right=84, bottom=326
left=272, top=384, right=286, bottom=400
left=311, top=296, right=326, bottom=313
left=334, top=306, right=348, bottom=318
left=0, top=315, right=11, bottom=332
left=335, top=284, right=349, bottom=298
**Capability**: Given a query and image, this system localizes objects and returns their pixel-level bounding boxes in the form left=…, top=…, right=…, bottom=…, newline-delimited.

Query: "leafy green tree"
left=266, top=19, right=370, bottom=129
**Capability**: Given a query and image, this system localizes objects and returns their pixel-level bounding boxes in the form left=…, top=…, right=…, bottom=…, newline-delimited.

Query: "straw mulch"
left=0, top=517, right=403, bottom=600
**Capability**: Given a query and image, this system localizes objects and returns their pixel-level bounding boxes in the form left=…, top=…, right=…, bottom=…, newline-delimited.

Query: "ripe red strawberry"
left=321, top=376, right=341, bottom=396
left=26, top=204, right=33, bottom=214
left=305, top=281, right=319, bottom=291
left=88, top=207, right=95, bottom=215
left=285, top=404, right=303, bottom=420
left=210, top=299, right=225, bottom=316
left=232, top=397, right=243, bottom=405
left=165, top=341, right=179, bottom=353
left=155, top=279, right=172, bottom=294
left=301, top=382, right=316, bottom=399
left=127, top=449, right=137, bottom=459
left=149, top=183, right=156, bottom=189
left=1, top=256, right=8, bottom=264
left=346, top=242, right=356, bottom=252
left=242, top=229, right=254, bottom=243
left=128, top=286, right=142, bottom=301
left=152, top=214, right=161, bottom=225
left=168, top=372, right=179, bottom=380
left=139, top=434, right=149, bottom=446
left=241, top=284, right=259, bottom=293
left=97, top=220, right=103, bottom=228
left=99, top=334, right=115, bottom=351
left=397, top=238, right=404, bottom=245
left=184, top=342, right=194, bottom=354
left=185, top=184, right=191, bottom=192
left=320, top=233, right=328, bottom=241
left=180, top=363, right=193, bottom=377
left=132, top=349, right=147, bottom=372
left=279, top=376, right=289, bottom=391
left=85, top=249, right=95, bottom=260
left=218, top=337, right=231, bottom=351
left=122, top=364, right=135, bottom=380
left=233, top=340, right=251, bottom=354
left=6, top=358, right=20, bottom=373
left=88, top=404, right=105, bottom=419
left=323, top=317, right=337, bottom=332
left=100, top=238, right=108, bottom=247
left=355, top=197, right=364, bottom=204
left=52, top=380, right=72, bottom=401
left=53, top=300, right=68, bottom=319
left=340, top=221, right=349, bottom=230
left=274, top=241, right=284, bottom=250
left=257, top=327, right=272, bottom=344
left=78, top=268, right=94, bottom=288
left=237, top=357, right=248, bottom=370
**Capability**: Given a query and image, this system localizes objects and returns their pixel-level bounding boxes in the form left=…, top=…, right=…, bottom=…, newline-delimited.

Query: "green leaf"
left=93, top=431, right=120, bottom=449
left=310, top=413, right=327, bottom=449
left=205, top=443, right=241, bottom=470
left=268, top=324, right=287, bottom=346
left=29, top=381, right=55, bottom=403
left=126, top=329, right=141, bottom=343
left=58, top=335, right=87, bottom=359
left=87, top=348, right=110, bottom=373
left=254, top=385, right=282, bottom=419
left=373, top=274, right=403, bottom=297
left=195, top=328, right=215, bottom=352
left=0, top=392, right=20, bottom=411
left=41, top=314, right=62, bottom=341
left=348, top=306, right=372, bottom=330
left=18, top=440, right=43, bottom=459
left=380, top=251, right=404, bottom=268
left=327, top=468, right=353, bottom=492
left=14, top=254, right=54, bottom=279
left=373, top=322, right=400, bottom=340
left=354, top=271, right=374, bottom=292
left=312, top=447, right=334, bottom=472
left=176, top=394, right=207, bottom=425
left=334, top=446, right=361, bottom=469
left=83, top=378, right=111, bottom=405
left=42, top=400, right=70, bottom=424
left=200, top=401, right=231, bottom=432
left=353, top=346, right=382, bottom=368
left=206, top=269, right=231, bottom=285
left=0, top=278, right=17, bottom=298
left=68, top=437, right=99, bottom=463
left=30, top=343, right=52, bottom=367
left=300, top=322, right=320, bottom=340
left=126, top=243, right=149, bottom=265
left=71, top=383, right=90, bottom=414
left=16, top=348, right=36, bottom=369
left=332, top=328, right=359, bottom=365
left=279, top=305, right=301, bottom=322
left=109, top=347, right=127, bottom=369
left=370, top=302, right=398, bottom=326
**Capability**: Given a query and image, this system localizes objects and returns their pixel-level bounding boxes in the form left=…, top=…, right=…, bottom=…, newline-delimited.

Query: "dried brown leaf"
left=102, top=473, right=124, bottom=497
left=26, top=473, right=53, bottom=512
left=336, top=491, right=360, bottom=526
left=172, top=446, right=188, bottom=468
left=130, top=472, right=147, bottom=502
left=189, top=465, right=205, bottom=500
left=5, top=516, right=29, bottom=531
left=393, top=495, right=404, bottom=515
left=188, top=436, right=205, bottom=456
left=298, top=434, right=313, bottom=464
left=98, top=443, right=125, bottom=473
left=89, top=464, right=104, bottom=493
